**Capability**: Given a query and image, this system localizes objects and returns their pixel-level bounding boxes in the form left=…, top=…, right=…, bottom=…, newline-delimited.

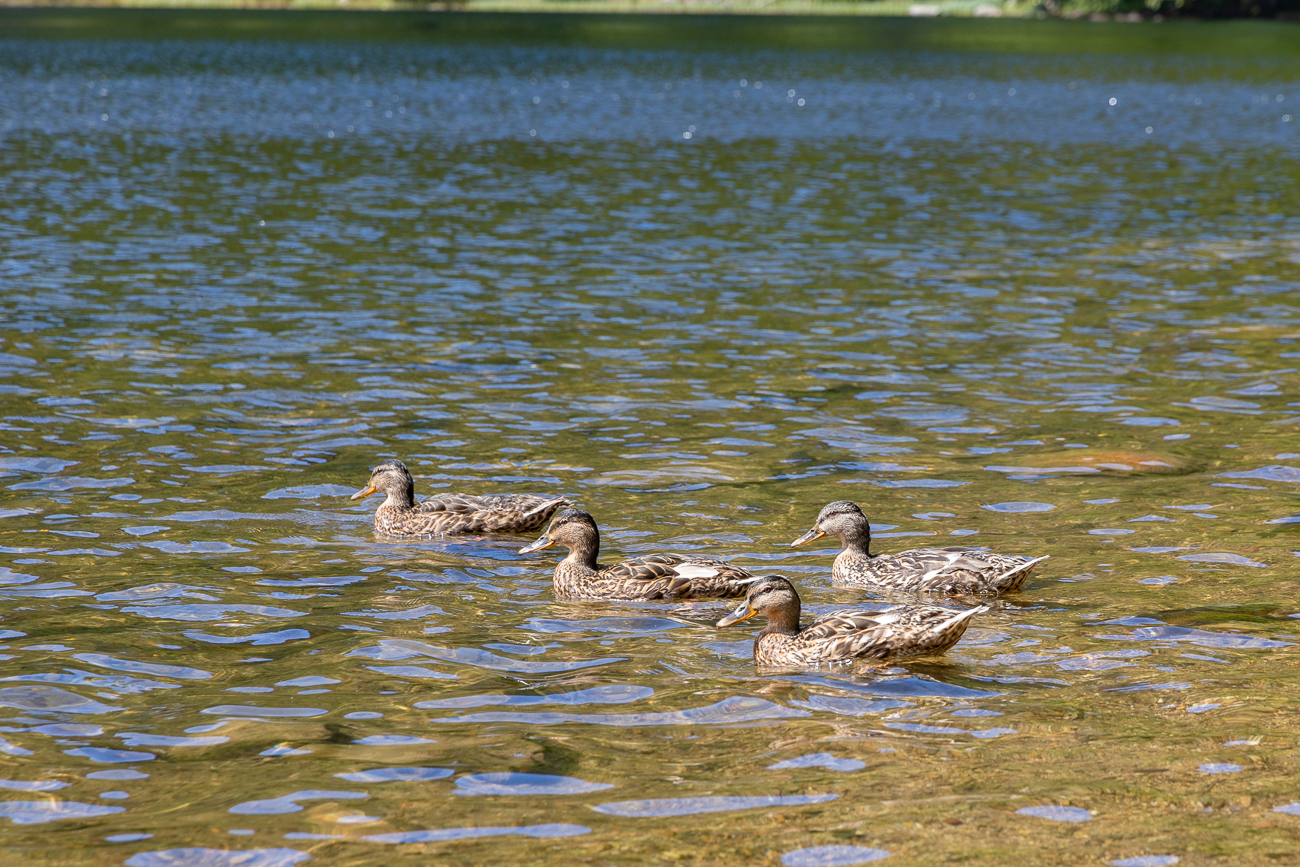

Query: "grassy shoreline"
left=1, top=2, right=1298, bottom=55
left=8, top=0, right=1019, bottom=15
left=4, top=0, right=1300, bottom=18
left=1, top=0, right=1292, bottom=17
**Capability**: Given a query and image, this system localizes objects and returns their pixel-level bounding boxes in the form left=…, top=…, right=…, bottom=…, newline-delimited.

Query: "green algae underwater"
left=1, top=9, right=1300, bottom=866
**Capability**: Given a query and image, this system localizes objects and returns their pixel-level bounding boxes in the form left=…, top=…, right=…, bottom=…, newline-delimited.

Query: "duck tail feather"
left=948, top=605, right=985, bottom=624
left=523, top=497, right=570, bottom=518
left=1001, top=554, right=1049, bottom=578
left=669, top=564, right=721, bottom=581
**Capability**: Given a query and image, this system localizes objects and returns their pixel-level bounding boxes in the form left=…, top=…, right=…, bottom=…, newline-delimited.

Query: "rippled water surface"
left=2, top=11, right=1300, bottom=865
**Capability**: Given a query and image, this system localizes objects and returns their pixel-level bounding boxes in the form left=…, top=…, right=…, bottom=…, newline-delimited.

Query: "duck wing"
left=597, top=554, right=753, bottom=600
left=799, top=608, right=906, bottom=641
left=416, top=493, right=488, bottom=515
left=869, top=548, right=1047, bottom=594
left=415, top=493, right=569, bottom=534
left=797, top=604, right=983, bottom=663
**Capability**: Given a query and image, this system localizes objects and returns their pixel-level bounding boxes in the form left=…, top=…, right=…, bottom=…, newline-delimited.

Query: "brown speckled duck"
left=351, top=459, right=568, bottom=537
left=519, top=508, right=754, bottom=600
left=717, top=575, right=983, bottom=666
left=791, top=500, right=1047, bottom=595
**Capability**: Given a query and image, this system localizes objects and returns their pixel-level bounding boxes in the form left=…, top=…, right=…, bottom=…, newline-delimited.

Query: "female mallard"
left=791, top=500, right=1046, bottom=595
left=519, top=508, right=754, bottom=600
left=351, top=459, right=568, bottom=536
left=717, top=575, right=983, bottom=666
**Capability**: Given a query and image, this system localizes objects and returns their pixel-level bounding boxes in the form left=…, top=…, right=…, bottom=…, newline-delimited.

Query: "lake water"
left=1, top=11, right=1299, bottom=865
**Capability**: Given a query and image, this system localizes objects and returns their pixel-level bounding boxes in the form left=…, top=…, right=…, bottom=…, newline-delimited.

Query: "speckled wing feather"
left=416, top=493, right=487, bottom=515
left=589, top=554, right=753, bottom=600
left=834, top=547, right=1046, bottom=595
left=798, top=608, right=912, bottom=642
left=757, top=604, right=981, bottom=666
left=380, top=493, right=567, bottom=535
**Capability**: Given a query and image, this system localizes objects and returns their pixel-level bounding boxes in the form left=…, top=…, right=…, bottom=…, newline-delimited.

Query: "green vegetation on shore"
left=2, top=5, right=1299, bottom=56
left=2, top=0, right=1298, bottom=21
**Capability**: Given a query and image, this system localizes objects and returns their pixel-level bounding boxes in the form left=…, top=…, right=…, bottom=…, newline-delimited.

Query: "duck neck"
left=383, top=484, right=416, bottom=512
left=837, top=523, right=872, bottom=557
left=561, top=534, right=600, bottom=572
left=760, top=604, right=802, bottom=638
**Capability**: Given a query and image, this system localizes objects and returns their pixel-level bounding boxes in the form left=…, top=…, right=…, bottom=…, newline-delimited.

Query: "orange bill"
left=717, top=603, right=758, bottom=628
left=789, top=527, right=826, bottom=547
left=518, top=534, right=556, bottom=555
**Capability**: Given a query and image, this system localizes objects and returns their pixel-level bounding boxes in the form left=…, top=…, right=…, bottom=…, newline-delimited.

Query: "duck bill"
left=717, top=603, right=758, bottom=628
left=790, top=526, right=826, bottom=547
left=518, top=534, right=556, bottom=555
left=350, top=484, right=379, bottom=501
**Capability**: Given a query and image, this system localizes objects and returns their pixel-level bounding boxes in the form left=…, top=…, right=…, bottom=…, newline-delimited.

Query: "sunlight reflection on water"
left=0, top=15, right=1298, bottom=864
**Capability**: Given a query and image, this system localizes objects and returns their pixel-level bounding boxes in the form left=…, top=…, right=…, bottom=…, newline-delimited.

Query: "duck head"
left=519, top=508, right=600, bottom=558
left=350, top=459, right=415, bottom=506
left=790, top=500, right=871, bottom=551
left=717, top=575, right=801, bottom=633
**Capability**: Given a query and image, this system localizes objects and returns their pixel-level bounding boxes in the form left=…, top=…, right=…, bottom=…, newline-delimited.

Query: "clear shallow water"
left=1, top=11, right=1300, bottom=866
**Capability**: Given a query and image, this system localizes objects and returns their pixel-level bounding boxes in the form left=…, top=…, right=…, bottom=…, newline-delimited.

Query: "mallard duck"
left=717, top=575, right=983, bottom=666
left=519, top=508, right=754, bottom=600
left=350, top=459, right=568, bottom=536
left=791, top=500, right=1047, bottom=595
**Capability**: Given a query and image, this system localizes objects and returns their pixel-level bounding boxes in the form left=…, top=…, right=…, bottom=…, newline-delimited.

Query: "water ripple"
left=118, top=733, right=228, bottom=748
left=416, top=684, right=652, bottom=709
left=350, top=639, right=623, bottom=674
left=229, top=790, right=367, bottom=815
left=1094, top=626, right=1291, bottom=649
left=429, top=696, right=808, bottom=727
left=64, top=747, right=156, bottom=764
left=0, top=778, right=69, bottom=791
left=0, top=686, right=122, bottom=714
left=201, top=706, right=327, bottom=718
left=782, top=846, right=892, bottom=866
left=0, top=800, right=126, bottom=825
left=335, top=768, right=453, bottom=783
left=126, top=849, right=311, bottom=867
left=353, top=735, right=436, bottom=746
left=1016, top=805, right=1092, bottom=822
left=593, top=793, right=837, bottom=817
left=454, top=773, right=614, bottom=796
left=767, top=753, right=866, bottom=772
left=73, top=654, right=211, bottom=680
left=362, top=823, right=591, bottom=844
left=184, top=630, right=311, bottom=646
left=123, top=604, right=307, bottom=622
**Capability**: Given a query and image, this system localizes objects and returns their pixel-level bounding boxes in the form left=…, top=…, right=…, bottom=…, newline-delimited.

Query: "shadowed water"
left=1, top=10, right=1299, bottom=866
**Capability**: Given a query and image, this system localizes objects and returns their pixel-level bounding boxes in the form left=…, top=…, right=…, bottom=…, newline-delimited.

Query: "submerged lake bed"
left=1, top=11, right=1299, bottom=865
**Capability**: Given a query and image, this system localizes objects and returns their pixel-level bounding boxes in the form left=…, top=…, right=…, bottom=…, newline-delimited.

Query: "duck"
left=518, top=508, right=754, bottom=600
left=790, top=500, right=1047, bottom=595
left=717, top=575, right=983, bottom=666
left=350, top=459, right=568, bottom=536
